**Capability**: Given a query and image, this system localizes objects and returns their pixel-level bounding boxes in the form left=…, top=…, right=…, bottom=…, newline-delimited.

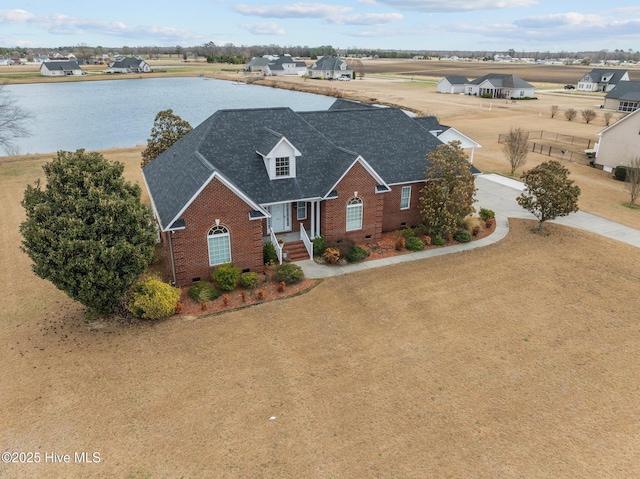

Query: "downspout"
left=168, top=231, right=177, bottom=286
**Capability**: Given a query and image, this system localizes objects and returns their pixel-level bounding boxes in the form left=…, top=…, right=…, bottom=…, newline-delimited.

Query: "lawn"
left=1, top=63, right=640, bottom=477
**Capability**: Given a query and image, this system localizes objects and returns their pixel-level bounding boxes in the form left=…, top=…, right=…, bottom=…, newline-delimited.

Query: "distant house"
left=244, top=57, right=270, bottom=73
left=594, top=108, right=640, bottom=171
left=265, top=55, right=307, bottom=76
left=436, top=76, right=469, bottom=94
left=39, top=60, right=85, bottom=76
left=308, top=56, right=353, bottom=80
left=105, top=57, right=151, bottom=74
left=602, top=81, right=640, bottom=112
left=412, top=116, right=482, bottom=164
left=577, top=68, right=629, bottom=92
left=141, top=99, right=479, bottom=286
left=465, top=74, right=535, bottom=98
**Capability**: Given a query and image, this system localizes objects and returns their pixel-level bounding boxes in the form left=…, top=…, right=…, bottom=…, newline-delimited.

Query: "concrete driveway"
left=476, top=174, right=640, bottom=248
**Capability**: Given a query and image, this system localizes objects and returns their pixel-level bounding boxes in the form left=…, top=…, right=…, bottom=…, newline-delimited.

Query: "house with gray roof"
left=437, top=76, right=469, bottom=94
left=577, top=68, right=629, bottom=92
left=308, top=56, right=353, bottom=80
left=39, top=60, right=86, bottom=76
left=603, top=81, right=640, bottom=112
left=464, top=74, right=535, bottom=98
left=142, top=100, right=477, bottom=286
left=265, top=55, right=307, bottom=76
left=244, top=57, right=270, bottom=73
left=105, top=57, right=151, bottom=74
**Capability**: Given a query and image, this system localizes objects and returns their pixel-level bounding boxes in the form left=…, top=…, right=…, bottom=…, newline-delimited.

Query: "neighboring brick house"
left=142, top=100, right=478, bottom=286
left=577, top=68, right=629, bottom=92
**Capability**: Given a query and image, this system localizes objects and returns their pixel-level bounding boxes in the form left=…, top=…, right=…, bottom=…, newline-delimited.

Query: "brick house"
left=142, top=100, right=479, bottom=286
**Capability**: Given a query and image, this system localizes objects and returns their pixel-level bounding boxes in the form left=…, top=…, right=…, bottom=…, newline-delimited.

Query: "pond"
left=3, top=77, right=335, bottom=156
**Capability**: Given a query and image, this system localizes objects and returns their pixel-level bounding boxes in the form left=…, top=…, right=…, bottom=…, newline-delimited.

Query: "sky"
left=1, top=1, right=640, bottom=53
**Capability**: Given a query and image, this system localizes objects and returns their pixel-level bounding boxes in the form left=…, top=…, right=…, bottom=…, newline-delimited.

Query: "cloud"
left=0, top=8, right=204, bottom=43
left=234, top=3, right=352, bottom=18
left=329, top=13, right=403, bottom=25
left=514, top=12, right=604, bottom=28
left=238, top=22, right=286, bottom=35
left=365, top=0, right=537, bottom=12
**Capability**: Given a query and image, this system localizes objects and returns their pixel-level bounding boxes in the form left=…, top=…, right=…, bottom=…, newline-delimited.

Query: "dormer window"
left=275, top=157, right=290, bottom=177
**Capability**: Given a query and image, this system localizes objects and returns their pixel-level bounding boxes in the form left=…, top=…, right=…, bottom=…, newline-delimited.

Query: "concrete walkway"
left=298, top=173, right=640, bottom=279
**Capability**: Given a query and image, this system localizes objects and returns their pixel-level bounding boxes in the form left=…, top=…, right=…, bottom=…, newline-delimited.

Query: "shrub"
left=401, top=227, right=415, bottom=238
left=323, top=247, right=340, bottom=264
left=405, top=236, right=425, bottom=251
left=212, top=263, right=241, bottom=291
left=240, top=290, right=247, bottom=302
left=413, top=224, right=429, bottom=237
left=239, top=271, right=260, bottom=289
left=485, top=218, right=495, bottom=228
left=276, top=263, right=304, bottom=284
left=277, top=281, right=286, bottom=293
left=221, top=294, right=229, bottom=307
left=325, top=238, right=355, bottom=258
left=424, top=235, right=431, bottom=245
left=432, top=235, right=446, bottom=245
left=454, top=230, right=472, bottom=242
left=256, top=289, right=265, bottom=300
left=614, top=166, right=627, bottom=182
left=463, top=215, right=481, bottom=232
left=263, top=242, right=278, bottom=265
left=472, top=225, right=481, bottom=236
left=313, top=235, right=326, bottom=256
left=188, top=281, right=221, bottom=302
left=479, top=208, right=495, bottom=221
left=127, top=276, right=180, bottom=320
left=346, top=245, right=369, bottom=263
left=395, top=236, right=406, bottom=251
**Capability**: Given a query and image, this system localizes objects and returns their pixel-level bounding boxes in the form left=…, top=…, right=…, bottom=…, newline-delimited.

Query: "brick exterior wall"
left=168, top=177, right=264, bottom=287
left=321, top=161, right=384, bottom=243
left=381, top=183, right=425, bottom=232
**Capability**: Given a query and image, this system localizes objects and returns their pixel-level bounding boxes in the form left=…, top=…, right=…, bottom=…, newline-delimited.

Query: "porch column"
left=316, top=201, right=321, bottom=237
left=310, top=200, right=315, bottom=238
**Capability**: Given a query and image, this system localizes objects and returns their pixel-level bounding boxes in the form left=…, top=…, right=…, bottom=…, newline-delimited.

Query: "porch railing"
left=300, top=223, right=313, bottom=260
left=270, top=228, right=283, bottom=264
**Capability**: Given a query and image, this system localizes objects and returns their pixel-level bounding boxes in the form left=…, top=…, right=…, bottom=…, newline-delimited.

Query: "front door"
left=269, top=203, right=291, bottom=233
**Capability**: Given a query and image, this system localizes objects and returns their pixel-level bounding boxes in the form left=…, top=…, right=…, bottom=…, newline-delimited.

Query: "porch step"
left=283, top=240, right=310, bottom=262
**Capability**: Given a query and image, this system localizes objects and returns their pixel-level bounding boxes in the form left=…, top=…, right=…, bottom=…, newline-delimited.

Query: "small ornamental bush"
left=277, top=281, right=286, bottom=293
left=276, top=263, right=304, bottom=284
left=257, top=289, right=266, bottom=300
left=479, top=208, right=495, bottom=221
left=432, top=235, right=446, bottom=245
left=614, top=166, right=627, bottom=182
left=326, top=238, right=355, bottom=258
left=463, top=215, right=481, bottom=232
left=263, top=242, right=278, bottom=265
left=413, top=224, right=429, bottom=237
left=188, top=281, right=221, bottom=302
left=212, top=263, right=241, bottom=291
left=454, top=230, right=472, bottom=242
left=401, top=227, right=415, bottom=238
left=221, top=294, right=230, bottom=307
left=395, top=236, right=406, bottom=251
left=424, top=235, right=432, bottom=245
left=313, top=235, right=326, bottom=256
left=323, top=247, right=340, bottom=264
left=346, top=245, right=369, bottom=263
left=239, top=271, right=260, bottom=289
left=127, top=276, right=180, bottom=320
left=405, top=236, right=425, bottom=251
left=472, top=225, right=481, bottom=236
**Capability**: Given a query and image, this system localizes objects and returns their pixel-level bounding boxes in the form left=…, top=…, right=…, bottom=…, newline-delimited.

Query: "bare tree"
left=502, top=127, right=529, bottom=175
left=550, top=105, right=559, bottom=118
left=565, top=108, right=577, bottom=121
left=0, top=84, right=31, bottom=154
left=603, top=112, right=613, bottom=126
left=625, top=157, right=640, bottom=207
left=581, top=109, right=597, bottom=124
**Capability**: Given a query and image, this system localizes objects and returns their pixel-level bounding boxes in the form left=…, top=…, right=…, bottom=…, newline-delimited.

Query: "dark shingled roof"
left=143, top=102, right=449, bottom=231
left=443, top=76, right=469, bottom=84
left=470, top=73, right=533, bottom=89
left=583, top=68, right=628, bottom=84
left=42, top=60, right=82, bottom=71
left=413, top=116, right=443, bottom=132
left=328, top=99, right=378, bottom=111
left=605, top=81, right=640, bottom=101
left=310, top=56, right=353, bottom=72
left=111, top=57, right=146, bottom=69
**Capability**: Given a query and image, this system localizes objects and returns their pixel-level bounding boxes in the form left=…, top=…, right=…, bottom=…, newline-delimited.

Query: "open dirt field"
left=1, top=60, right=640, bottom=478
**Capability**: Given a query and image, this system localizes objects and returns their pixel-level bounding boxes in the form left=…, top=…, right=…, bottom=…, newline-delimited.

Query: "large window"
left=207, top=225, right=231, bottom=266
left=618, top=101, right=640, bottom=113
left=275, top=157, right=290, bottom=177
left=400, top=186, right=411, bottom=209
left=346, top=197, right=363, bottom=231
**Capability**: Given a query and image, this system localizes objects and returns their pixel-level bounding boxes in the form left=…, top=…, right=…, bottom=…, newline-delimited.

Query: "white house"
left=577, top=69, right=629, bottom=92
left=465, top=74, right=535, bottom=99
left=105, top=57, right=151, bottom=74
left=594, top=108, right=640, bottom=172
left=308, top=56, right=353, bottom=80
left=436, top=76, right=469, bottom=94
left=264, top=56, right=307, bottom=76
left=39, top=60, right=85, bottom=76
left=602, top=81, right=640, bottom=113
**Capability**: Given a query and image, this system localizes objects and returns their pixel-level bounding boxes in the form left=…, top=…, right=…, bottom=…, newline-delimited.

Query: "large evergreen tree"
left=517, top=160, right=581, bottom=232
left=20, top=150, right=157, bottom=314
left=419, top=141, right=476, bottom=236
left=140, top=109, right=192, bottom=167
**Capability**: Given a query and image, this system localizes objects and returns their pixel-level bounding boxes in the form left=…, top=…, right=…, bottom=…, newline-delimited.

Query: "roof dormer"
left=256, top=128, right=301, bottom=180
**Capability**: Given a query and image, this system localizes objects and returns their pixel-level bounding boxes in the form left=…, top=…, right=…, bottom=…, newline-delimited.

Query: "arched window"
left=207, top=225, right=231, bottom=266
left=346, top=197, right=363, bottom=232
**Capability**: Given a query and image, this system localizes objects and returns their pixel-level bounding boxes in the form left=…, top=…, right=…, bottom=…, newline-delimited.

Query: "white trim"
left=163, top=171, right=269, bottom=233
left=400, top=185, right=411, bottom=210
left=296, top=201, right=307, bottom=220
left=207, top=224, right=232, bottom=266
left=597, top=108, right=639, bottom=137
left=346, top=196, right=363, bottom=232
left=387, top=179, right=426, bottom=186
left=323, top=155, right=389, bottom=199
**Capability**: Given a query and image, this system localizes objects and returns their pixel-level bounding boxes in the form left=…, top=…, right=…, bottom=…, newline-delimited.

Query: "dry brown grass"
left=2, top=60, right=640, bottom=478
